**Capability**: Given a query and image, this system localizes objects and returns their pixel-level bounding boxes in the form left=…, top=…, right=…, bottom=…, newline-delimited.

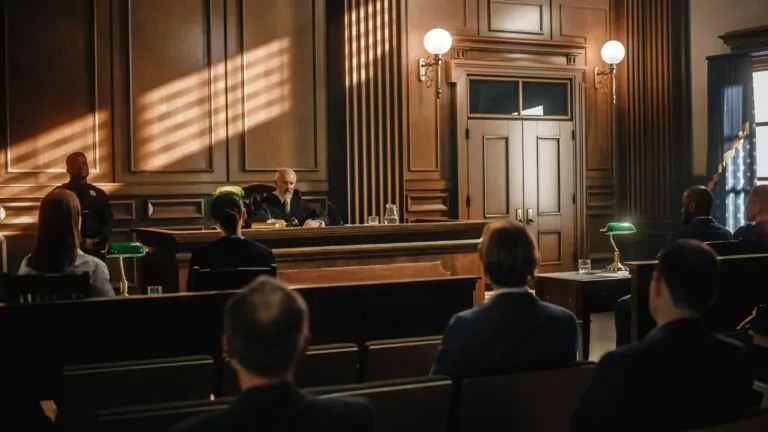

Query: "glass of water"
left=367, top=215, right=379, bottom=225
left=147, top=285, right=163, bottom=295
left=578, top=259, right=591, bottom=274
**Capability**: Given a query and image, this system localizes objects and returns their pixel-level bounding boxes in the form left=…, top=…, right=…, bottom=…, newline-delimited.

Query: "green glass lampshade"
left=106, top=242, right=146, bottom=258
left=600, top=222, right=636, bottom=235
left=214, top=185, right=245, bottom=197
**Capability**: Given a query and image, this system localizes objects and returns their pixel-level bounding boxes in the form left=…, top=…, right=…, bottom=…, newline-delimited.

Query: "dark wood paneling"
left=1, top=0, right=112, bottom=186
left=341, top=0, right=405, bottom=224
left=479, top=0, right=551, bottom=39
left=613, top=0, right=691, bottom=258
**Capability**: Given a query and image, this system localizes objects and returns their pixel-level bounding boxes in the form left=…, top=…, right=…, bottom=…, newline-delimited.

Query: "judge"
left=255, top=168, right=329, bottom=228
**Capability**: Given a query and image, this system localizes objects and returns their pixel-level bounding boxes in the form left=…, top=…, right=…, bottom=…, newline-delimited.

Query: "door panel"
left=524, top=121, right=575, bottom=272
left=466, top=120, right=523, bottom=220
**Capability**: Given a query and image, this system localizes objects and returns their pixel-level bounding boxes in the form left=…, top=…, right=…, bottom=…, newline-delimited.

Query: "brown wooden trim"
left=111, top=200, right=136, bottom=220
left=146, top=199, right=205, bottom=220
left=273, top=239, right=480, bottom=261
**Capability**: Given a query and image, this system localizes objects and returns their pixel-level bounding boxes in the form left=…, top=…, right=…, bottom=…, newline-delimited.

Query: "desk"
left=534, top=272, right=630, bottom=359
left=133, top=221, right=487, bottom=302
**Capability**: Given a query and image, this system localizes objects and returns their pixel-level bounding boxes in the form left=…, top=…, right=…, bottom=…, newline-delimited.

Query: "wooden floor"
left=589, top=312, right=616, bottom=361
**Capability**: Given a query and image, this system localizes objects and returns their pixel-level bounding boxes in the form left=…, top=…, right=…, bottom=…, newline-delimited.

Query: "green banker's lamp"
left=600, top=222, right=636, bottom=272
left=214, top=185, right=245, bottom=197
left=106, top=242, right=146, bottom=296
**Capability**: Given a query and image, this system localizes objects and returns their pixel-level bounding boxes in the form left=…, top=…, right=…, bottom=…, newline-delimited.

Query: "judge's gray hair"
left=274, top=168, right=296, bottom=180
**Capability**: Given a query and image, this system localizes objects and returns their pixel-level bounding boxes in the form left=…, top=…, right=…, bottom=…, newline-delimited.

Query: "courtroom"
left=2, top=0, right=768, bottom=431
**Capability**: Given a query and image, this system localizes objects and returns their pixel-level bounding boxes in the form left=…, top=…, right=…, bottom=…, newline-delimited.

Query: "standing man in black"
left=614, top=185, right=731, bottom=347
left=58, top=152, right=113, bottom=257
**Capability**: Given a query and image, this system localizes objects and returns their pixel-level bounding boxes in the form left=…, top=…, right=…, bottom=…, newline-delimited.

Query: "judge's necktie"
left=284, top=199, right=290, bottom=215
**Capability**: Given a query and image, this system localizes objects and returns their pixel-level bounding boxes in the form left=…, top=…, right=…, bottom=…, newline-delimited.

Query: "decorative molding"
left=720, top=25, right=768, bottom=52
left=111, top=200, right=137, bottom=220
left=146, top=199, right=205, bottom=220
left=406, top=193, right=449, bottom=213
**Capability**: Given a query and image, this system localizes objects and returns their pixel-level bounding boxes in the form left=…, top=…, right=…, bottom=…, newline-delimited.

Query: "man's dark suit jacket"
left=734, top=221, right=768, bottom=244
left=170, top=382, right=374, bottom=432
left=572, top=318, right=756, bottom=432
left=255, top=193, right=330, bottom=226
left=58, top=182, right=113, bottom=254
left=666, top=216, right=732, bottom=243
left=430, top=290, right=578, bottom=379
left=187, top=236, right=275, bottom=289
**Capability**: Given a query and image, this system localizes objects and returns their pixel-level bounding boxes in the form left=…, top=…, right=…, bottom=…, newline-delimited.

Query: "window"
left=468, top=77, right=571, bottom=119
left=755, top=70, right=768, bottom=179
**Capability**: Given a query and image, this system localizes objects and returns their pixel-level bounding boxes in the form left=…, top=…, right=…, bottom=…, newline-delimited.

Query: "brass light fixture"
left=600, top=222, right=636, bottom=272
left=419, top=28, right=453, bottom=99
left=594, top=40, right=626, bottom=104
left=106, top=242, right=146, bottom=296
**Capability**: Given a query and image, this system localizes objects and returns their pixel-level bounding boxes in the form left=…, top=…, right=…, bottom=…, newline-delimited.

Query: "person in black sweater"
left=733, top=184, right=768, bottom=244
left=170, top=277, right=374, bottom=432
left=187, top=192, right=275, bottom=291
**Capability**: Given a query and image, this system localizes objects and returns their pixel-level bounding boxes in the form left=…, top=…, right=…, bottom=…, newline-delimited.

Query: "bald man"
left=734, top=184, right=768, bottom=244
left=256, top=169, right=329, bottom=228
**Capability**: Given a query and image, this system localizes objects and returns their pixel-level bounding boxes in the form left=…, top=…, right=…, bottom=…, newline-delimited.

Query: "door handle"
left=515, top=209, right=524, bottom=223
left=526, top=208, right=534, bottom=225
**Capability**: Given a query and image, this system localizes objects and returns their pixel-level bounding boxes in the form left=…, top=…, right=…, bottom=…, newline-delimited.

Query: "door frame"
left=448, top=59, right=587, bottom=261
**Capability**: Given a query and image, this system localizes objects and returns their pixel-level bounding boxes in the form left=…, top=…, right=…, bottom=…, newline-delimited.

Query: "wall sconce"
left=419, top=28, right=453, bottom=99
left=594, top=40, right=626, bottom=104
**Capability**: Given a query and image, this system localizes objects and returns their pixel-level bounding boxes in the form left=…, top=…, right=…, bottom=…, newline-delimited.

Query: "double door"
left=467, top=120, right=575, bottom=272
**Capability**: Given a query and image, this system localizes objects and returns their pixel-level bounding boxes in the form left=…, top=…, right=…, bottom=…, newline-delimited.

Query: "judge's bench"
left=132, top=220, right=487, bottom=303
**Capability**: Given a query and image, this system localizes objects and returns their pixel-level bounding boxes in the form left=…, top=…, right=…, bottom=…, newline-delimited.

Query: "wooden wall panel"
left=613, top=0, right=691, bottom=258
left=341, top=0, right=405, bottom=224
left=226, top=0, right=328, bottom=186
left=0, top=0, right=112, bottom=190
left=112, top=0, right=227, bottom=183
left=479, top=0, right=551, bottom=39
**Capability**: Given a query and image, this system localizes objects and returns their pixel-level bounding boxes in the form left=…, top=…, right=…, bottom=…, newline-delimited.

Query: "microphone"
left=326, top=201, right=345, bottom=226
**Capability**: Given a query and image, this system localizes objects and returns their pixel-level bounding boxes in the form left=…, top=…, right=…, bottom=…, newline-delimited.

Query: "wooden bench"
left=0, top=275, right=477, bottom=401
left=279, top=261, right=450, bottom=285
left=363, top=336, right=442, bottom=382
left=627, top=254, right=768, bottom=341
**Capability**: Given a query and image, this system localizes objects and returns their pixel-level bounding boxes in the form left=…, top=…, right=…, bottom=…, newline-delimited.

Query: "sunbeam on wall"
left=135, top=38, right=292, bottom=171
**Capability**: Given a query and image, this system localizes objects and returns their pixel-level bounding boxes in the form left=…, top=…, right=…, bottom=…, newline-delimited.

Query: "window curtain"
left=706, top=53, right=755, bottom=232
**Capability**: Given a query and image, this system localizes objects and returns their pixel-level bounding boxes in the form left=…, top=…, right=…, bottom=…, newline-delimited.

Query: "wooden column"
left=330, top=0, right=406, bottom=224
left=613, top=0, right=691, bottom=258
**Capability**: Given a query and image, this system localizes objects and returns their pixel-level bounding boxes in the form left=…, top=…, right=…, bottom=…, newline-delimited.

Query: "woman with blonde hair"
left=18, top=188, right=114, bottom=297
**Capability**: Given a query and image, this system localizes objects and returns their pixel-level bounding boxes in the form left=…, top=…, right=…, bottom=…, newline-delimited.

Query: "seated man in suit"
left=571, top=240, right=756, bottom=432
left=734, top=184, right=768, bottom=244
left=171, top=276, right=374, bottom=432
left=430, top=218, right=578, bottom=379
left=187, top=192, right=275, bottom=291
left=614, top=185, right=731, bottom=346
left=255, top=168, right=329, bottom=228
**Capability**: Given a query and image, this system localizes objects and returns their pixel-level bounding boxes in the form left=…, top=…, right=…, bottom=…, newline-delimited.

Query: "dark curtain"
left=706, top=53, right=755, bottom=232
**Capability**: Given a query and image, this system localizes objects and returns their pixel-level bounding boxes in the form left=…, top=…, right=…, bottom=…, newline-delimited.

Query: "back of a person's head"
left=656, top=239, right=719, bottom=314
left=684, top=185, right=714, bottom=216
left=28, top=189, right=81, bottom=273
left=750, top=184, right=768, bottom=216
left=480, top=218, right=539, bottom=288
left=211, top=192, right=244, bottom=233
left=224, top=276, right=308, bottom=378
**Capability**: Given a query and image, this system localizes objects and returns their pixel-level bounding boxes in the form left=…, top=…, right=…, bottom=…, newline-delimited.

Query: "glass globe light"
left=600, top=40, right=625, bottom=65
left=423, top=28, right=453, bottom=55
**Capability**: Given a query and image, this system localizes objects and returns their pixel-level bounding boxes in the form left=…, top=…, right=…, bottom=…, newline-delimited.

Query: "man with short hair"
left=171, top=276, right=374, bottom=432
left=734, top=184, right=768, bottom=243
left=614, top=185, right=731, bottom=346
left=430, top=218, right=578, bottom=378
left=572, top=240, right=756, bottom=432
left=256, top=168, right=329, bottom=227
left=58, top=152, right=113, bottom=257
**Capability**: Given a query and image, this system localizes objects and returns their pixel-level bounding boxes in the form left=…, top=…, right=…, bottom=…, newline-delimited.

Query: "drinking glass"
left=147, top=285, right=163, bottom=295
left=367, top=216, right=380, bottom=225
left=383, top=204, right=399, bottom=225
left=578, top=259, right=591, bottom=274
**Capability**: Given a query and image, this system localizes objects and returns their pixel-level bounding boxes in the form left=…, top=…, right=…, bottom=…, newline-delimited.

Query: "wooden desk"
left=534, top=272, right=630, bottom=359
left=133, top=221, right=487, bottom=302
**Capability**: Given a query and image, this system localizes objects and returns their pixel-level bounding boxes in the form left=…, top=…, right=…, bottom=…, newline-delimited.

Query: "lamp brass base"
left=604, top=251, right=628, bottom=272
left=119, top=280, right=129, bottom=297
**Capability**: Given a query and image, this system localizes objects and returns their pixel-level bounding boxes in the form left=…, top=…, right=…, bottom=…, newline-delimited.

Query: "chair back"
left=219, top=343, right=359, bottom=396
left=457, top=362, right=597, bottom=432
left=187, top=266, right=277, bottom=292
left=317, top=376, right=453, bottom=432
left=58, top=356, right=215, bottom=412
left=706, top=241, right=768, bottom=257
left=363, top=336, right=441, bottom=382
left=95, top=398, right=235, bottom=432
left=1, top=272, right=90, bottom=304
